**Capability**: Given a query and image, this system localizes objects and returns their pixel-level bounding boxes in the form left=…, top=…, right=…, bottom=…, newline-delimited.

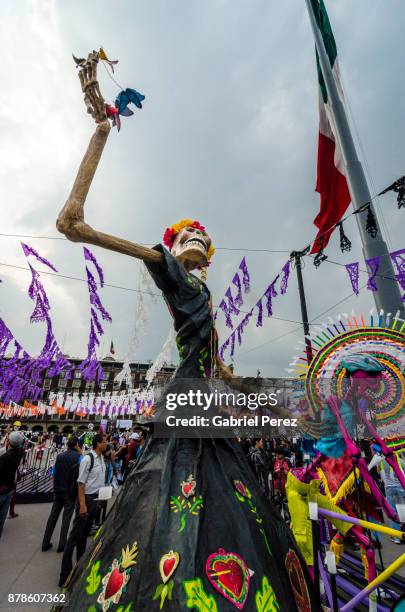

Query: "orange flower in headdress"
left=163, top=219, right=215, bottom=260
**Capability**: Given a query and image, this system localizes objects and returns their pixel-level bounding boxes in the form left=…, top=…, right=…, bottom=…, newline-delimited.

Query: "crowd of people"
left=0, top=424, right=147, bottom=584
left=242, top=436, right=405, bottom=543
left=1, top=425, right=404, bottom=598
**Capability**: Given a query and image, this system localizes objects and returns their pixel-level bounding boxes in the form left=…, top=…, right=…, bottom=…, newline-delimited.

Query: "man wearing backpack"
left=42, top=436, right=82, bottom=552
left=59, top=433, right=107, bottom=587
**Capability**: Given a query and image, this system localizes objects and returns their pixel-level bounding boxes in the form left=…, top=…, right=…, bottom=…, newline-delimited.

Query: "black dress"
left=61, top=246, right=320, bottom=612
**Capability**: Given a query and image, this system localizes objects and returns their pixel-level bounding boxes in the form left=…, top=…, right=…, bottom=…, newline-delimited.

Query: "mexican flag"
left=310, top=0, right=351, bottom=253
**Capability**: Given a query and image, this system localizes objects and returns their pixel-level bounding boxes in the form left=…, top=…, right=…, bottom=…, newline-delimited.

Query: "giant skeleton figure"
left=56, top=51, right=320, bottom=611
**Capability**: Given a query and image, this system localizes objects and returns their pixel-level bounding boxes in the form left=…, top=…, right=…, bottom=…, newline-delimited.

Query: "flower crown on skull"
left=163, top=219, right=215, bottom=262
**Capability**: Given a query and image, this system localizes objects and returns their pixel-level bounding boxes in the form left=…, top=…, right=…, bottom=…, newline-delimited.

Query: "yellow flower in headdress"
left=163, top=219, right=215, bottom=261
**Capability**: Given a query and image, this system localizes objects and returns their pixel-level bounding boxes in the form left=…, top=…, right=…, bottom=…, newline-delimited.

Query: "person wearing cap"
left=0, top=431, right=24, bottom=539
left=42, top=435, right=82, bottom=553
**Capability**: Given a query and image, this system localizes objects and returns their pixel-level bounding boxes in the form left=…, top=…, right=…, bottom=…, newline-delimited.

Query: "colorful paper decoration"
left=219, top=258, right=291, bottom=360
left=279, top=260, right=291, bottom=295
left=379, top=174, right=405, bottom=209
left=344, top=262, right=360, bottom=295
left=206, top=549, right=251, bottom=609
left=366, top=255, right=381, bottom=292
left=390, top=248, right=405, bottom=301
left=79, top=247, right=112, bottom=383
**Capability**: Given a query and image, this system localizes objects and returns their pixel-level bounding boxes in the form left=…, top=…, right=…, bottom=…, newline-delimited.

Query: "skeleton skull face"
left=171, top=226, right=212, bottom=270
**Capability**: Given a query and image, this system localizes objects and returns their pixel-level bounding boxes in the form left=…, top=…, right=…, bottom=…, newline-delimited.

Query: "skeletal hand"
left=77, top=50, right=107, bottom=123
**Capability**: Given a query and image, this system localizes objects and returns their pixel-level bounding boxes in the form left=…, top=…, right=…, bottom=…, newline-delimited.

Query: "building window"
left=74, top=371, right=82, bottom=380
left=72, top=379, right=81, bottom=389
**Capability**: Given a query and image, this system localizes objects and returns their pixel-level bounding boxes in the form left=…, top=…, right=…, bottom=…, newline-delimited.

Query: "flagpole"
left=305, top=0, right=405, bottom=318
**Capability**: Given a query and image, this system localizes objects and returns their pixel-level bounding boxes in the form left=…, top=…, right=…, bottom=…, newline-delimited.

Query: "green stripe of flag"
left=312, top=0, right=337, bottom=103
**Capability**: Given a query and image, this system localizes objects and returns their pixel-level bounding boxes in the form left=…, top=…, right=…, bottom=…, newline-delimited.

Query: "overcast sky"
left=0, top=0, right=404, bottom=378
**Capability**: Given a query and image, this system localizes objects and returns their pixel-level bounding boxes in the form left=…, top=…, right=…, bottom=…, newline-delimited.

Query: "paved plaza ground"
left=0, top=500, right=114, bottom=612
left=0, top=500, right=403, bottom=611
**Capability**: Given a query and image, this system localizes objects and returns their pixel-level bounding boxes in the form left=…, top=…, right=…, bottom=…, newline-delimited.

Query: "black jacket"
left=53, top=449, right=81, bottom=494
left=0, top=447, right=24, bottom=492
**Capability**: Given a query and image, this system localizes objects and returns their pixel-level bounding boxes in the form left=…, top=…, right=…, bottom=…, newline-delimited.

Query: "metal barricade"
left=16, top=444, right=60, bottom=503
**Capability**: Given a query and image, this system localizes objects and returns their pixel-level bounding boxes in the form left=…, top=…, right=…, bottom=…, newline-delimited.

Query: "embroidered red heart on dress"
left=163, top=557, right=176, bottom=578
left=159, top=551, right=180, bottom=584
left=206, top=549, right=250, bottom=609
left=183, top=482, right=194, bottom=496
left=285, top=549, right=311, bottom=612
left=214, top=560, right=244, bottom=597
left=181, top=475, right=196, bottom=498
left=233, top=480, right=249, bottom=498
left=105, top=568, right=124, bottom=600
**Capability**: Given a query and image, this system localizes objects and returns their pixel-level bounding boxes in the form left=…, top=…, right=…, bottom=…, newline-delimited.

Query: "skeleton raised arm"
left=56, top=50, right=162, bottom=265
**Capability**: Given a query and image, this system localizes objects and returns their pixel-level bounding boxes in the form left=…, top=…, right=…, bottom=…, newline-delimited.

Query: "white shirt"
left=77, top=450, right=106, bottom=495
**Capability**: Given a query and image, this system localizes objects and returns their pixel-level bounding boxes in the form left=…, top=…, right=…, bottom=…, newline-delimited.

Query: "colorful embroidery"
left=233, top=480, right=251, bottom=499
left=115, top=605, right=134, bottom=612
left=206, top=549, right=250, bottom=609
left=181, top=474, right=197, bottom=498
left=233, top=480, right=272, bottom=556
left=255, top=576, right=280, bottom=611
left=198, top=344, right=210, bottom=378
left=175, top=336, right=187, bottom=363
left=159, top=551, right=180, bottom=583
left=86, top=561, right=102, bottom=595
left=153, top=580, right=175, bottom=609
left=284, top=549, right=311, bottom=612
left=86, top=538, right=103, bottom=569
left=153, top=551, right=180, bottom=608
left=258, top=529, right=272, bottom=558
left=233, top=482, right=262, bottom=523
left=170, top=491, right=204, bottom=532
left=183, top=577, right=218, bottom=611
left=97, top=541, right=138, bottom=611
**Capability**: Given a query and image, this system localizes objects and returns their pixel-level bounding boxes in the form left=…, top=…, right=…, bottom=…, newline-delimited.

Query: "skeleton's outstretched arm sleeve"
left=56, top=121, right=163, bottom=264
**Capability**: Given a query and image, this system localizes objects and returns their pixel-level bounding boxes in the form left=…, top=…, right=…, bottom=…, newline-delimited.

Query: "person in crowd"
left=247, top=438, right=268, bottom=495
left=0, top=431, right=25, bottom=539
left=59, top=433, right=107, bottom=587
left=121, top=432, right=139, bottom=482
left=42, top=436, right=82, bottom=553
left=93, top=440, right=116, bottom=529
left=135, top=430, right=146, bottom=459
left=273, top=447, right=291, bottom=504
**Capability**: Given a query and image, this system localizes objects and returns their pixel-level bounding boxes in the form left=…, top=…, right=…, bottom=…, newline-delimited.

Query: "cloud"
left=0, top=0, right=403, bottom=378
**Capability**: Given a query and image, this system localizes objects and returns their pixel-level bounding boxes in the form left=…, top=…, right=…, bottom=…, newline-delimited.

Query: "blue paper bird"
left=115, top=88, right=145, bottom=116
